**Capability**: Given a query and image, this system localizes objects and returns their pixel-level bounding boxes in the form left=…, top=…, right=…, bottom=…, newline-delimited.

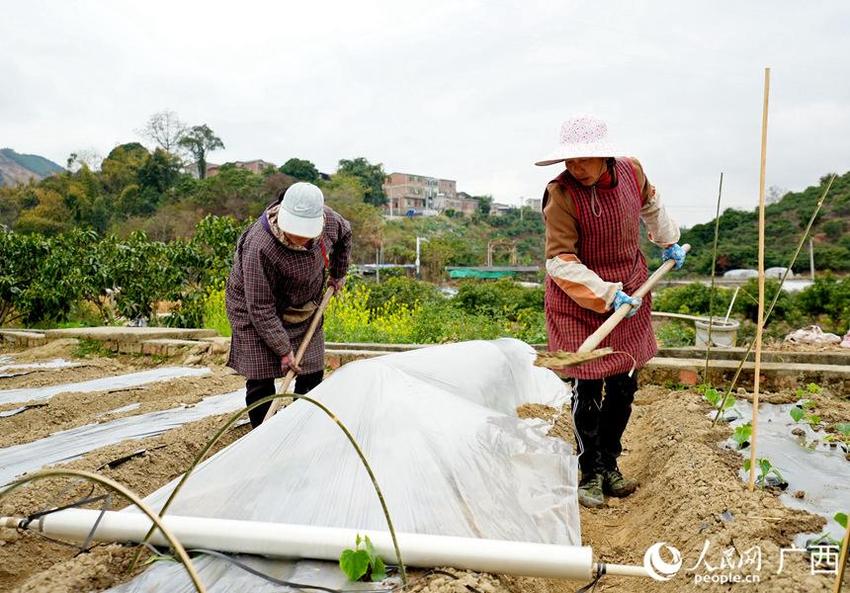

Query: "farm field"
left=0, top=338, right=847, bottom=592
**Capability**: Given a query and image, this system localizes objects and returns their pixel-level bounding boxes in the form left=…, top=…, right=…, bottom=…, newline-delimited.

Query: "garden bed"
left=0, top=343, right=847, bottom=592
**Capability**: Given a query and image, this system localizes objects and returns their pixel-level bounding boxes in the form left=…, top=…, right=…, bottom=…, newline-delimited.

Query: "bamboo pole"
left=834, top=517, right=849, bottom=592
left=704, top=172, right=724, bottom=384
left=264, top=287, right=335, bottom=422
left=710, top=174, right=835, bottom=425
left=0, top=469, right=206, bottom=593
left=748, top=67, right=770, bottom=492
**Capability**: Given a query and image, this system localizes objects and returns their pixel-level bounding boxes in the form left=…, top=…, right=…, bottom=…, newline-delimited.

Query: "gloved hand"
left=662, top=243, right=686, bottom=270
left=328, top=276, right=346, bottom=294
left=613, top=290, right=642, bottom=318
left=281, top=352, right=303, bottom=375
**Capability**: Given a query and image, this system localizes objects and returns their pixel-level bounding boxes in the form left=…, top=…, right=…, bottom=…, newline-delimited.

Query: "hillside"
left=1, top=140, right=847, bottom=275
left=679, top=170, right=850, bottom=274
left=0, top=148, right=64, bottom=187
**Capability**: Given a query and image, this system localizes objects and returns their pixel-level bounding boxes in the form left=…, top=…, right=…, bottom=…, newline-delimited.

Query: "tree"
left=337, top=157, right=387, bottom=206
left=280, top=158, right=320, bottom=183
left=66, top=149, right=103, bottom=172
left=139, top=110, right=188, bottom=153
left=477, top=195, right=493, bottom=215
left=322, top=173, right=383, bottom=262
left=138, top=149, right=182, bottom=195
left=179, top=124, right=225, bottom=180
left=766, top=185, right=786, bottom=205
left=101, top=143, right=150, bottom=193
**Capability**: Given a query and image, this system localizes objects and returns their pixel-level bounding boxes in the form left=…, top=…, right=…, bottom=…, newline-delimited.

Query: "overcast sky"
left=2, top=1, right=848, bottom=226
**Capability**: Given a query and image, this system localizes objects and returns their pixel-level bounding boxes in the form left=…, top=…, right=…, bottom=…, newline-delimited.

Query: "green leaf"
left=759, top=459, right=772, bottom=476
left=733, top=423, right=752, bottom=446
left=339, top=549, right=370, bottom=582
left=806, top=414, right=821, bottom=425
left=790, top=407, right=805, bottom=422
left=722, top=395, right=737, bottom=410
left=806, top=383, right=822, bottom=394
left=363, top=535, right=376, bottom=558
left=370, top=556, right=387, bottom=582
left=836, top=423, right=850, bottom=436
left=836, top=512, right=848, bottom=529
left=355, top=534, right=362, bottom=547
left=743, top=459, right=752, bottom=471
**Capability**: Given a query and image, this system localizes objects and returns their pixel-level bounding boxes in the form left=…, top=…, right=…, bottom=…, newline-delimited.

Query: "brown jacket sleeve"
left=543, top=182, right=579, bottom=260
left=628, top=157, right=681, bottom=246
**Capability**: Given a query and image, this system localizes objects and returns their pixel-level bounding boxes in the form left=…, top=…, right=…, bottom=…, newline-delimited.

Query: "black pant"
left=569, top=372, right=638, bottom=476
left=245, top=371, right=324, bottom=428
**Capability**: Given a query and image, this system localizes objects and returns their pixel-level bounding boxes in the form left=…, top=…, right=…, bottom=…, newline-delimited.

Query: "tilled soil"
left=0, top=346, right=847, bottom=592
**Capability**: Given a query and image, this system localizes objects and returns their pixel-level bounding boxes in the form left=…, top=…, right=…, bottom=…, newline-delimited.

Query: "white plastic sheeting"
left=108, top=339, right=580, bottom=592
left=0, top=367, right=210, bottom=406
left=0, top=390, right=245, bottom=485
left=0, top=358, right=80, bottom=378
left=728, top=401, right=850, bottom=542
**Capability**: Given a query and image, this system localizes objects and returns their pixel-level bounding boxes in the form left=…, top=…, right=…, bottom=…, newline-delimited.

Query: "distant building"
left=490, top=202, right=515, bottom=217
left=206, top=159, right=277, bottom=177
left=446, top=191, right=480, bottom=216
left=383, top=172, right=457, bottom=215
left=524, top=197, right=542, bottom=211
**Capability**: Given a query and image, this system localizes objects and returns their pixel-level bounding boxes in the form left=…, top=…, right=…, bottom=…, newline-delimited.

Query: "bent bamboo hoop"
left=264, top=286, right=336, bottom=422
left=577, top=244, right=691, bottom=353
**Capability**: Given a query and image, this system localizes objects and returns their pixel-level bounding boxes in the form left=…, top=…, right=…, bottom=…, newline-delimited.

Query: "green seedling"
left=743, top=457, right=787, bottom=489
left=836, top=423, right=850, bottom=437
left=339, top=534, right=387, bottom=583
left=794, top=383, right=822, bottom=399
left=789, top=400, right=820, bottom=427
left=836, top=512, right=848, bottom=529
left=703, top=386, right=736, bottom=411
left=732, top=423, right=752, bottom=449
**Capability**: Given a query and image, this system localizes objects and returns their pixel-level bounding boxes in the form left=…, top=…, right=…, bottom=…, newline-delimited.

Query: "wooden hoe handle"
left=263, top=286, right=336, bottom=421
left=577, top=244, right=691, bottom=354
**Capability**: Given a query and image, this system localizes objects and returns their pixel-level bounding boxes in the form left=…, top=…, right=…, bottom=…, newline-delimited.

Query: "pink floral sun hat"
left=535, top=115, right=621, bottom=166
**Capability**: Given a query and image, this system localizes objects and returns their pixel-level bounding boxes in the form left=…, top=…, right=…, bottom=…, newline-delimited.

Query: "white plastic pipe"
left=3, top=508, right=649, bottom=579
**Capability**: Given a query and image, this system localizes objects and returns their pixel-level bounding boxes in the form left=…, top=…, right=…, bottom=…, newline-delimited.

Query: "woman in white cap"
left=225, top=182, right=352, bottom=427
left=536, top=115, right=685, bottom=508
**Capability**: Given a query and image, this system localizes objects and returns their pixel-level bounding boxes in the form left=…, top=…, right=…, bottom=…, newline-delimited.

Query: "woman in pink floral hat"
left=536, top=115, right=685, bottom=508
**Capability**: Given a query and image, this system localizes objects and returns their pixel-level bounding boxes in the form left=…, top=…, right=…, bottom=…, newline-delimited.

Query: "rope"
left=187, top=548, right=397, bottom=593
left=575, top=563, right=605, bottom=593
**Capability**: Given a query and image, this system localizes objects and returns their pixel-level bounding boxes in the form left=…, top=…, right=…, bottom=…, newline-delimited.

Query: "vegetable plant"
left=732, top=422, right=752, bottom=449
left=339, top=534, right=387, bottom=583
left=789, top=399, right=820, bottom=427
left=743, top=457, right=787, bottom=489
left=700, top=385, right=736, bottom=411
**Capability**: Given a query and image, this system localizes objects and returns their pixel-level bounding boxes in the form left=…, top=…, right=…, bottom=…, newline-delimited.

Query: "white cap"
left=277, top=182, right=325, bottom=238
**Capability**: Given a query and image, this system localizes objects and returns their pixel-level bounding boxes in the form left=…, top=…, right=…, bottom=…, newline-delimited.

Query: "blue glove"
left=613, top=290, right=642, bottom=318
left=662, top=243, right=686, bottom=270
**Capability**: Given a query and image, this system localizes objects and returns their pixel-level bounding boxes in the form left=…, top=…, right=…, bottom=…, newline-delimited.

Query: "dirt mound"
left=1, top=348, right=846, bottom=592
left=0, top=414, right=250, bottom=592
left=0, top=368, right=243, bottom=449
left=509, top=385, right=839, bottom=592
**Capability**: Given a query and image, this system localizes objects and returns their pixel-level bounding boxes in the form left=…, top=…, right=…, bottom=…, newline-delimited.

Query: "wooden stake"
left=834, top=517, right=849, bottom=592
left=704, top=172, right=724, bottom=384
left=748, top=67, right=770, bottom=492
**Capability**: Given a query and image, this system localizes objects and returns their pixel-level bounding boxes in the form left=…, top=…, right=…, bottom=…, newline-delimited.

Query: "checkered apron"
left=544, top=158, right=657, bottom=379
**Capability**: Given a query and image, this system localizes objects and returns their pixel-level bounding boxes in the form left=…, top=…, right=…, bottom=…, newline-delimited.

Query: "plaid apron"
left=544, top=158, right=657, bottom=379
